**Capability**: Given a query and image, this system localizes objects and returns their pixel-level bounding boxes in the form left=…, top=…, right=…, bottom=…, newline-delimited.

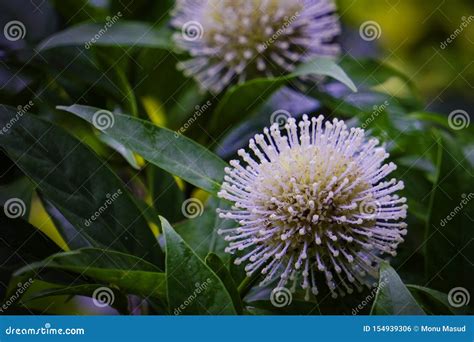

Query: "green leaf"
left=407, top=285, right=460, bottom=315
left=161, top=216, right=237, bottom=315
left=38, top=21, right=172, bottom=51
left=14, top=248, right=166, bottom=301
left=174, top=197, right=230, bottom=264
left=57, top=104, right=227, bottom=194
left=371, top=262, right=425, bottom=315
left=209, top=57, right=356, bottom=134
left=205, top=253, right=243, bottom=314
left=0, top=107, right=163, bottom=265
left=424, top=131, right=474, bottom=292
left=293, top=57, right=357, bottom=92
left=97, top=133, right=141, bottom=170
left=24, top=284, right=129, bottom=314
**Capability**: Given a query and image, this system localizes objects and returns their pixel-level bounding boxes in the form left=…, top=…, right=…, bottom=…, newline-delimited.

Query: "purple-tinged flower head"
left=172, top=0, right=341, bottom=93
left=217, top=115, right=408, bottom=299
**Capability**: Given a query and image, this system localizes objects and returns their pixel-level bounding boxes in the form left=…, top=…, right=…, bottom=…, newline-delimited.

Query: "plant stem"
left=237, top=274, right=259, bottom=298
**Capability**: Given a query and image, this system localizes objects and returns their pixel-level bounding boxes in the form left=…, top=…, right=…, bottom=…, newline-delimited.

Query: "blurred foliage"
left=338, top=0, right=474, bottom=109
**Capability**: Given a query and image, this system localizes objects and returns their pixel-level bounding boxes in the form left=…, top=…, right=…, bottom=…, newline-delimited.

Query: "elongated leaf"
left=174, top=197, right=230, bottom=264
left=58, top=104, right=227, bottom=194
left=97, top=133, right=141, bottom=170
left=424, top=131, right=473, bottom=293
left=161, top=216, right=237, bottom=315
left=24, top=284, right=129, bottom=314
left=14, top=248, right=166, bottom=301
left=38, top=22, right=171, bottom=51
left=0, top=107, right=163, bottom=265
left=205, top=253, right=243, bottom=314
left=293, top=57, right=357, bottom=92
left=210, top=57, right=356, bottom=134
left=371, top=262, right=425, bottom=315
left=407, top=285, right=460, bottom=315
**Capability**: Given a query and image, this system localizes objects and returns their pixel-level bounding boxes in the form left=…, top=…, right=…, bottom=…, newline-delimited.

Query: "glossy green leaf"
left=161, top=216, right=237, bottom=315
left=14, top=248, right=166, bottom=301
left=205, top=253, right=243, bottom=314
left=0, top=107, right=163, bottom=265
left=97, top=133, right=141, bottom=170
left=370, top=262, right=425, bottom=315
left=58, top=104, right=227, bottom=194
left=38, top=22, right=172, bottom=51
left=407, top=285, right=460, bottom=315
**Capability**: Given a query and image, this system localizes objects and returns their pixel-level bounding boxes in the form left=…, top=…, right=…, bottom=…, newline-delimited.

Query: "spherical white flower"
left=172, top=0, right=341, bottom=93
left=217, top=115, right=408, bottom=299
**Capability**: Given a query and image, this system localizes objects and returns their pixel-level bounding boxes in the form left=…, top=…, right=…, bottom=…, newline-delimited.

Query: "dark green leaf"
left=14, top=248, right=166, bottom=301
left=174, top=197, right=230, bottom=264
left=205, top=253, right=243, bottom=314
left=161, top=216, right=237, bottom=315
left=0, top=107, right=163, bottom=265
left=370, top=262, right=425, bottom=315
left=24, top=284, right=129, bottom=314
left=424, top=131, right=474, bottom=293
left=407, top=285, right=460, bottom=315
left=97, top=133, right=141, bottom=170
left=38, top=22, right=172, bottom=51
left=58, top=104, right=227, bottom=194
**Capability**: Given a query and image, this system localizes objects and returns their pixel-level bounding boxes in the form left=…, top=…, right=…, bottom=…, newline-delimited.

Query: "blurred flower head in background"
left=218, top=115, right=407, bottom=299
left=172, top=0, right=341, bottom=93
